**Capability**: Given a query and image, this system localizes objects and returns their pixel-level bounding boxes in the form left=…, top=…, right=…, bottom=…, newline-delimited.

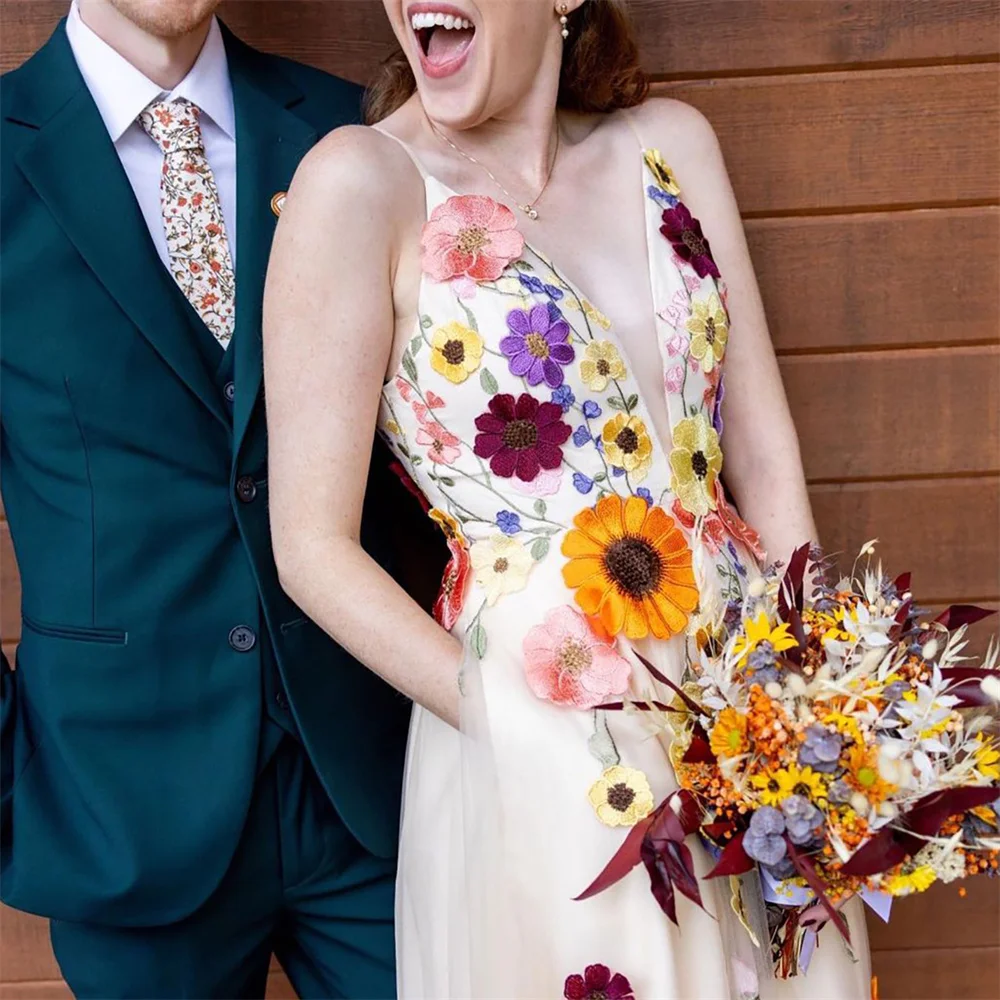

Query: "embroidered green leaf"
left=690, top=404, right=700, bottom=417
left=420, top=314, right=434, bottom=330
left=410, top=335, right=424, bottom=355
left=401, top=351, right=419, bottom=384
left=533, top=499, right=547, bottom=518
left=513, top=260, right=534, bottom=272
left=480, top=367, right=499, bottom=395
left=438, top=476, right=456, bottom=487
left=593, top=473, right=607, bottom=483
left=411, top=455, right=422, bottom=465
left=587, top=729, right=620, bottom=769
left=534, top=526, right=561, bottom=536
left=459, top=300, right=479, bottom=333
left=626, top=394, right=639, bottom=412
left=398, top=444, right=410, bottom=458
left=606, top=396, right=626, bottom=411
left=530, top=538, right=551, bottom=561
left=470, top=622, right=488, bottom=659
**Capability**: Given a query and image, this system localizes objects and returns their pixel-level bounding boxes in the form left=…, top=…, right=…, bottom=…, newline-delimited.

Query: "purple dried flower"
left=798, top=724, right=842, bottom=773
left=883, top=680, right=910, bottom=702
left=828, top=779, right=853, bottom=805
left=743, top=806, right=787, bottom=867
left=781, top=794, right=824, bottom=845
left=763, top=856, right=797, bottom=880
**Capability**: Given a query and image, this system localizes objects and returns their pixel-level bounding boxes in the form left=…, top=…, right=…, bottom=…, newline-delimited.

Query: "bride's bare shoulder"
left=627, top=97, right=727, bottom=185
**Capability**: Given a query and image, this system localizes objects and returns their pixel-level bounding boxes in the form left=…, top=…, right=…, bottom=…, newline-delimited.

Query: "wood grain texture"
left=660, top=65, right=1000, bottom=215
left=871, top=946, right=1000, bottom=1000
left=750, top=207, right=1000, bottom=353
left=781, top=346, right=1000, bottom=481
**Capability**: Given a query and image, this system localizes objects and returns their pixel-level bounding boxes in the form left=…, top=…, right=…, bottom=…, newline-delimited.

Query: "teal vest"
left=0, top=21, right=412, bottom=927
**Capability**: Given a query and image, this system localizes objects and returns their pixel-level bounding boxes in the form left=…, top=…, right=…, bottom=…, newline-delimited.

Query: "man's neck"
left=76, top=0, right=212, bottom=90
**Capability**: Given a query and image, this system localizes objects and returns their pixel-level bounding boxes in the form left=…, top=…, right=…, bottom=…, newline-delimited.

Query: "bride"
left=263, top=1, right=871, bottom=996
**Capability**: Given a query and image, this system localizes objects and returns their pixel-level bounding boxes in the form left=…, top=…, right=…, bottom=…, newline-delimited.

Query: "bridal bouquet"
left=579, top=542, right=999, bottom=992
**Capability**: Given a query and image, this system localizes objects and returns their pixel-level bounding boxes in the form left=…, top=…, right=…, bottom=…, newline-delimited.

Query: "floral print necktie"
left=139, top=98, right=235, bottom=349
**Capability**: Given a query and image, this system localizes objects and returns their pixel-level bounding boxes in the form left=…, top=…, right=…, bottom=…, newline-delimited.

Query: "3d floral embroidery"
left=522, top=605, right=632, bottom=709
left=564, top=964, right=635, bottom=1000
left=420, top=194, right=525, bottom=282
left=470, top=534, right=534, bottom=606
left=500, top=302, right=575, bottom=388
left=601, top=414, right=654, bottom=483
left=415, top=413, right=461, bottom=464
left=561, top=494, right=698, bottom=640
left=713, top=480, right=766, bottom=561
left=671, top=496, right=726, bottom=555
left=669, top=413, right=723, bottom=517
left=430, top=321, right=484, bottom=383
left=473, top=392, right=571, bottom=481
left=579, top=340, right=627, bottom=392
left=660, top=202, right=720, bottom=279
left=686, top=292, right=729, bottom=373
left=588, top=765, right=655, bottom=827
left=644, top=149, right=681, bottom=197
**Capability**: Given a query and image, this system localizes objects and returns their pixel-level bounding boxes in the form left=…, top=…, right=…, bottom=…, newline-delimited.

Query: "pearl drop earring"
left=558, top=3, right=569, bottom=39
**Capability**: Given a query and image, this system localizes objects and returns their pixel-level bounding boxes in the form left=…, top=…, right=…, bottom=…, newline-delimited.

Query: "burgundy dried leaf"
left=574, top=812, right=656, bottom=901
left=702, top=820, right=736, bottom=843
left=906, top=786, right=999, bottom=837
left=682, top=733, right=715, bottom=765
left=778, top=542, right=811, bottom=618
left=642, top=845, right=679, bottom=925
left=633, top=650, right=705, bottom=715
left=595, top=700, right=679, bottom=713
left=893, top=572, right=911, bottom=595
left=705, top=830, right=755, bottom=878
left=934, top=604, right=996, bottom=630
left=673, top=789, right=703, bottom=836
left=838, top=827, right=912, bottom=877
left=784, top=838, right=851, bottom=945
left=783, top=605, right=806, bottom=666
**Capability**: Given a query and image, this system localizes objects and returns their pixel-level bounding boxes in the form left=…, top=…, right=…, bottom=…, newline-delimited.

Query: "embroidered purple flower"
left=551, top=385, right=576, bottom=413
left=496, top=510, right=522, bottom=536
left=798, top=724, right=842, bottom=774
left=517, top=272, right=565, bottom=301
left=742, top=805, right=787, bottom=867
left=636, top=487, right=653, bottom=506
left=572, top=424, right=591, bottom=447
left=611, top=465, right=626, bottom=478
left=582, top=400, right=602, bottom=420
left=781, top=794, right=825, bottom=846
left=573, top=472, right=594, bottom=494
left=728, top=540, right=747, bottom=577
left=647, top=184, right=678, bottom=209
left=660, top=203, right=720, bottom=279
left=545, top=283, right=564, bottom=300
left=564, top=964, right=635, bottom=1000
left=474, top=392, right=572, bottom=482
left=712, top=372, right=726, bottom=437
left=501, top=302, right=574, bottom=388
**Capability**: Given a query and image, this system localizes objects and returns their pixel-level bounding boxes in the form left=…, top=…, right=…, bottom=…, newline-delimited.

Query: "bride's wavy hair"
left=363, top=0, right=649, bottom=124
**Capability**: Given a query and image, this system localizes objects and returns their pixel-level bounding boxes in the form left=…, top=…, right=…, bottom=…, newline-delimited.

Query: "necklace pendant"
left=522, top=205, right=539, bottom=221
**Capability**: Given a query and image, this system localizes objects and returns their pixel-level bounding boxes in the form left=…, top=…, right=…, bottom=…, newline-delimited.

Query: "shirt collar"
left=66, top=1, right=235, bottom=144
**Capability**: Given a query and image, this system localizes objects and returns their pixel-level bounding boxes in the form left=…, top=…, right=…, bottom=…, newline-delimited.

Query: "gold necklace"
left=427, top=117, right=560, bottom=221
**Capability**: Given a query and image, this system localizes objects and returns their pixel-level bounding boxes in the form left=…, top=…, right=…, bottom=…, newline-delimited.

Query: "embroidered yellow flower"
left=429, top=321, right=484, bottom=384
left=686, top=293, right=729, bottom=374
left=579, top=340, right=626, bottom=391
left=429, top=508, right=465, bottom=543
left=730, top=612, right=798, bottom=668
left=601, top=414, right=653, bottom=483
left=845, top=744, right=895, bottom=805
left=385, top=419, right=401, bottom=436
left=751, top=764, right=827, bottom=807
left=644, top=149, right=681, bottom=196
left=583, top=300, right=613, bottom=331
left=885, top=865, right=937, bottom=896
left=469, top=534, right=533, bottom=606
left=669, top=413, right=722, bottom=517
left=709, top=708, right=749, bottom=758
left=974, top=735, right=1000, bottom=780
left=588, top=765, right=655, bottom=827
left=819, top=710, right=864, bottom=749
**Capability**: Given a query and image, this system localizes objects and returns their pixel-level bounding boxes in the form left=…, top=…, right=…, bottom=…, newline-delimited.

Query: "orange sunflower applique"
left=561, top=493, right=699, bottom=640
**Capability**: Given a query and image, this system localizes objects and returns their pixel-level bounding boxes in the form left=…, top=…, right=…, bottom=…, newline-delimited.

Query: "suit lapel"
left=224, top=30, right=317, bottom=460
left=10, top=24, right=228, bottom=428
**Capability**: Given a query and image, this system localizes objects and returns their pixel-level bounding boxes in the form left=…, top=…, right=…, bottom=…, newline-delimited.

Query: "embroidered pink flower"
left=510, top=465, right=563, bottom=497
left=394, top=376, right=415, bottom=402
left=421, top=195, right=525, bottom=282
left=665, top=364, right=685, bottom=393
left=666, top=332, right=690, bottom=357
left=564, top=964, right=635, bottom=1000
left=450, top=275, right=478, bottom=300
left=523, top=606, right=631, bottom=709
left=416, top=415, right=461, bottom=464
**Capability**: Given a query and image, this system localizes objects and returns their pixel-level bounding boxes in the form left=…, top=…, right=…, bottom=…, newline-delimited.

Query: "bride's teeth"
left=444, top=15, right=455, bottom=28
left=434, top=12, right=445, bottom=25
left=411, top=11, right=473, bottom=31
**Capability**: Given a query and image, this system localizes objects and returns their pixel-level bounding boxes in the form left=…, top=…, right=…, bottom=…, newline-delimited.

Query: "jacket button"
left=229, top=626, right=257, bottom=652
left=275, top=690, right=289, bottom=711
left=224, top=381, right=235, bottom=403
left=235, top=476, right=257, bottom=503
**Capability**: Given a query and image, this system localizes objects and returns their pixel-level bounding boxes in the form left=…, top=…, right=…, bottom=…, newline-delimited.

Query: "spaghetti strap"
left=621, top=108, right=646, bottom=151
left=371, top=127, right=431, bottom=180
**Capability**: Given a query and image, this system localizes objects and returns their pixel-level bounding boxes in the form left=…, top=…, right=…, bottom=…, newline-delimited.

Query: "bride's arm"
left=263, top=127, right=461, bottom=727
left=640, top=100, right=818, bottom=564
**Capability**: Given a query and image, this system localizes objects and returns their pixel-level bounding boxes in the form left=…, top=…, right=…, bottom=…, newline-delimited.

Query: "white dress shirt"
left=65, top=1, right=238, bottom=269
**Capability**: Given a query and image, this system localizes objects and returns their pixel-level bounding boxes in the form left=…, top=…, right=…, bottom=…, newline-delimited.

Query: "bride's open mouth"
left=408, top=3, right=477, bottom=79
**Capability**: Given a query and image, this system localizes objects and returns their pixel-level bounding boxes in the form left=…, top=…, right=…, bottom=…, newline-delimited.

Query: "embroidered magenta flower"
left=474, top=392, right=571, bottom=481
left=564, top=964, right=635, bottom=1000
left=415, top=415, right=461, bottom=464
left=500, top=302, right=575, bottom=388
left=660, top=202, right=720, bottom=279
left=420, top=194, right=525, bottom=282
left=523, top=605, right=631, bottom=709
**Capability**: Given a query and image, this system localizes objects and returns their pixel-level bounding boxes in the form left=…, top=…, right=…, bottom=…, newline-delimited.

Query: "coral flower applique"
left=420, top=194, right=525, bottom=282
left=474, top=392, right=571, bottom=482
left=562, top=493, right=699, bottom=640
left=522, top=605, right=632, bottom=709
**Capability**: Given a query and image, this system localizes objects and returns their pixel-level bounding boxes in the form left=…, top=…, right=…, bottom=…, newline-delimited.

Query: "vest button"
left=235, top=476, right=257, bottom=503
left=224, top=381, right=235, bottom=403
left=275, top=690, right=289, bottom=711
left=229, top=626, right=256, bottom=652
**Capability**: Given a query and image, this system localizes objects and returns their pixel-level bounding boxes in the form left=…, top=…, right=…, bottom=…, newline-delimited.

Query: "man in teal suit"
left=0, top=1, right=416, bottom=995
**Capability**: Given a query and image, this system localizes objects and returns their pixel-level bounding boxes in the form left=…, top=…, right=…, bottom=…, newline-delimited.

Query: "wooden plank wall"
left=1, top=1, right=998, bottom=997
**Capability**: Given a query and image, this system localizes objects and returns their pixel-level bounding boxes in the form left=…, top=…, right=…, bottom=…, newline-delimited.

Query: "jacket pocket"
left=22, top=616, right=127, bottom=646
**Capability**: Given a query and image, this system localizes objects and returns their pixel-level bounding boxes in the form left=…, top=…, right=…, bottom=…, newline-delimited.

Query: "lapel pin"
left=271, top=191, right=287, bottom=218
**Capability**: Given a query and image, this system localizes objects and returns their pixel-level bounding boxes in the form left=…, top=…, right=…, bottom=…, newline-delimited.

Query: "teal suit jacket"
left=0, top=22, right=412, bottom=927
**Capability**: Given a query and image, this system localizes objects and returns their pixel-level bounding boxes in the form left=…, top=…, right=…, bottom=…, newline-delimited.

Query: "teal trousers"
left=49, top=739, right=397, bottom=999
